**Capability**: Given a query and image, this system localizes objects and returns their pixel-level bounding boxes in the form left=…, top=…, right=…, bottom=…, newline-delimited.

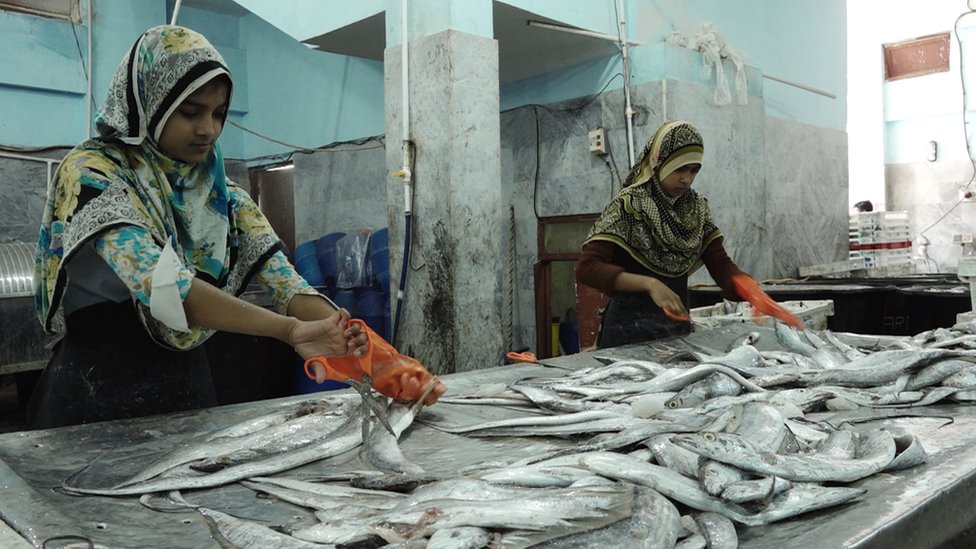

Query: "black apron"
left=596, top=274, right=692, bottom=348
left=26, top=301, right=217, bottom=429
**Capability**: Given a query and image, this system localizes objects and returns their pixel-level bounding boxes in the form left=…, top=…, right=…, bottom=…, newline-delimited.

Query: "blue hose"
left=391, top=211, right=412, bottom=347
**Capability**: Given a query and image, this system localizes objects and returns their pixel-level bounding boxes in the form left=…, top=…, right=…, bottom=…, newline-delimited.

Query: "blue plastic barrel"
left=332, top=289, right=358, bottom=316
left=368, top=228, right=390, bottom=291
left=371, top=248, right=390, bottom=292
left=315, top=232, right=345, bottom=290
left=294, top=240, right=324, bottom=286
left=292, top=355, right=348, bottom=395
left=370, top=228, right=389, bottom=252
left=357, top=290, right=389, bottom=340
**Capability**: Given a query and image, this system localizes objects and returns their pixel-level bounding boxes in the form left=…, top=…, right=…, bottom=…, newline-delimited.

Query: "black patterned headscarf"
left=583, top=121, right=722, bottom=277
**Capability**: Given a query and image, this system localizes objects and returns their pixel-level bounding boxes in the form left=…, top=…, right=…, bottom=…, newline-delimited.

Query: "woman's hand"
left=644, top=277, right=689, bottom=319
left=288, top=308, right=368, bottom=360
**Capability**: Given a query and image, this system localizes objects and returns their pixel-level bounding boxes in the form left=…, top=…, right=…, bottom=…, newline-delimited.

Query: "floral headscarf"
left=583, top=121, right=721, bottom=276
left=35, top=25, right=281, bottom=349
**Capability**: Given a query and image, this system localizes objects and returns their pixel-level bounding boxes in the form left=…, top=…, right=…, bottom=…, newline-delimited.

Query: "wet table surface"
left=1, top=324, right=975, bottom=548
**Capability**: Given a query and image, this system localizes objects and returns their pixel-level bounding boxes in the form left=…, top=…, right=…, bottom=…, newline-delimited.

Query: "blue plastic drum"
left=294, top=240, right=324, bottom=286
left=315, top=232, right=346, bottom=290
left=357, top=290, right=389, bottom=340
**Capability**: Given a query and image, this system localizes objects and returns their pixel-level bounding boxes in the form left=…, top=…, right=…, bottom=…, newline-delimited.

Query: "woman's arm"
left=183, top=279, right=363, bottom=359
left=700, top=238, right=746, bottom=300
left=576, top=241, right=688, bottom=316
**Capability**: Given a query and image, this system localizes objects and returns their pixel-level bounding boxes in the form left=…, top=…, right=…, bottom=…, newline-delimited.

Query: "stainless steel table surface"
left=1, top=324, right=975, bottom=548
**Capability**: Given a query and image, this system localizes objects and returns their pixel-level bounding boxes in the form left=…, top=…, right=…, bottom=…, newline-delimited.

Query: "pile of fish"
left=61, top=318, right=976, bottom=548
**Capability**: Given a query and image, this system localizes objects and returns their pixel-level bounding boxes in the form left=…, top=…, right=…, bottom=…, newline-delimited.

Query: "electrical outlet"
left=961, top=187, right=975, bottom=202
left=588, top=128, right=607, bottom=156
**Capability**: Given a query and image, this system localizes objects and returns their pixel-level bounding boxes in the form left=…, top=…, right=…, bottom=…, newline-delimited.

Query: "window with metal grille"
left=883, top=32, right=951, bottom=81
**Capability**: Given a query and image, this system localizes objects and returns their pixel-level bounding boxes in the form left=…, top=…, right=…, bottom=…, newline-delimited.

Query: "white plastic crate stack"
left=848, top=211, right=914, bottom=276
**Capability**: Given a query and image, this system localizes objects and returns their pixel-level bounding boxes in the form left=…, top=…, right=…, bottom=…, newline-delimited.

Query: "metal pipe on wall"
left=0, top=151, right=61, bottom=196
left=392, top=0, right=413, bottom=347
left=170, top=0, right=182, bottom=25
left=86, top=0, right=93, bottom=138
left=616, top=0, right=636, bottom=167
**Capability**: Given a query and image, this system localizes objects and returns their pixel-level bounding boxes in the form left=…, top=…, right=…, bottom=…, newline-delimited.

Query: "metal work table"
left=1, top=324, right=975, bottom=548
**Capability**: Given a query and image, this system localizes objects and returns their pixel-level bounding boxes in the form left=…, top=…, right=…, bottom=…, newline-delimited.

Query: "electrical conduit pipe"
left=392, top=0, right=412, bottom=347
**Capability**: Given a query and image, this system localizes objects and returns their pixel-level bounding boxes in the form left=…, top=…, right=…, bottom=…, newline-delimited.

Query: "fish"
left=198, top=506, right=334, bottom=548
left=720, top=475, right=791, bottom=504
left=665, top=373, right=743, bottom=409
left=362, top=383, right=437, bottom=475
left=692, top=511, right=738, bottom=549
left=671, top=430, right=897, bottom=483
left=800, top=349, right=962, bottom=388
left=529, top=485, right=682, bottom=549
left=646, top=434, right=704, bottom=479
left=426, top=527, right=494, bottom=549
left=476, top=465, right=595, bottom=488
left=726, top=330, right=761, bottom=352
left=580, top=451, right=758, bottom=524
left=420, top=410, right=625, bottom=435
left=62, top=408, right=365, bottom=496
left=509, top=384, right=631, bottom=415
left=774, top=322, right=818, bottom=357
left=580, top=364, right=766, bottom=402
left=242, top=476, right=405, bottom=512
left=116, top=400, right=348, bottom=487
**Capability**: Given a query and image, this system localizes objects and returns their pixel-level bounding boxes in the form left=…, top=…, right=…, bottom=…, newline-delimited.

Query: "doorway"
left=533, top=214, right=607, bottom=358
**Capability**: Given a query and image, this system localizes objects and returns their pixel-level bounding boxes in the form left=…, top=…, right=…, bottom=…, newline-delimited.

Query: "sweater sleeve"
left=701, top=237, right=746, bottom=300
left=575, top=241, right=626, bottom=296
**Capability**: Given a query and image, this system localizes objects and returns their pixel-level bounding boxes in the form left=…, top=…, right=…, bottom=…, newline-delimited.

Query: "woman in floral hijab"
left=29, top=26, right=412, bottom=428
left=576, top=121, right=798, bottom=347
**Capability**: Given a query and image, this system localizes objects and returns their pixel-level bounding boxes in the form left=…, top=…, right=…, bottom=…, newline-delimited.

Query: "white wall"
left=847, top=0, right=971, bottom=211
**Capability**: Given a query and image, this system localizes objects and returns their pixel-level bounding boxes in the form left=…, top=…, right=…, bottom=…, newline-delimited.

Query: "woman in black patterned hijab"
left=576, top=121, right=799, bottom=347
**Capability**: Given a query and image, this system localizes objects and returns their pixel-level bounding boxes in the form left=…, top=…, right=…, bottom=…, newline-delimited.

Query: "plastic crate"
left=850, top=247, right=913, bottom=268
left=849, top=211, right=910, bottom=228
left=799, top=258, right=869, bottom=277
left=690, top=299, right=835, bottom=332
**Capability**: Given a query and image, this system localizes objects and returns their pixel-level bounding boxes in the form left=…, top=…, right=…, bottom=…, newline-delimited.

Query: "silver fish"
left=426, top=527, right=494, bottom=549
left=63, top=409, right=365, bottom=496
left=801, top=349, right=961, bottom=388
left=698, top=459, right=747, bottom=497
left=774, top=322, right=818, bottom=357
left=646, top=434, right=703, bottom=479
left=692, top=511, right=738, bottom=549
left=363, top=386, right=435, bottom=475
left=665, top=373, right=743, bottom=409
left=580, top=451, right=755, bottom=523
left=197, top=506, right=333, bottom=548
left=671, top=430, right=897, bottom=483
left=720, top=475, right=791, bottom=504
left=421, top=410, right=625, bottom=435
left=117, top=400, right=348, bottom=487
left=476, top=465, right=594, bottom=488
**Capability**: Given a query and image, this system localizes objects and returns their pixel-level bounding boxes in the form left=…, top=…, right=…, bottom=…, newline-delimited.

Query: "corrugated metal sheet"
left=0, top=242, right=35, bottom=298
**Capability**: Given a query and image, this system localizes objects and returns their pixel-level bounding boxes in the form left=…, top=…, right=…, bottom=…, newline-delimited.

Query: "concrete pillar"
left=384, top=1, right=504, bottom=374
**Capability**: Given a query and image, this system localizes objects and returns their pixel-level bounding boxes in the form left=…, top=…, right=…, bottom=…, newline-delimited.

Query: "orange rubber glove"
left=730, top=274, right=804, bottom=329
left=365, top=325, right=444, bottom=405
left=303, top=320, right=445, bottom=405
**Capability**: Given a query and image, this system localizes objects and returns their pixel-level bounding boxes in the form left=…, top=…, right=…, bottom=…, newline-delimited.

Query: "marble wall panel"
left=887, top=161, right=976, bottom=273
left=0, top=152, right=65, bottom=245
left=765, top=118, right=850, bottom=277
left=293, top=143, right=388, bottom=247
